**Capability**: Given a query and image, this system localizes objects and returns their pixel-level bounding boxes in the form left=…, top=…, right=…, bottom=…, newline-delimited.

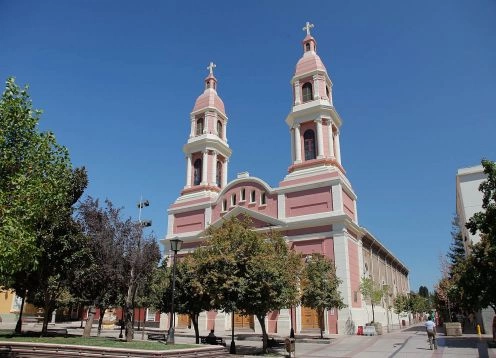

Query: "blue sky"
left=1, top=1, right=495, bottom=292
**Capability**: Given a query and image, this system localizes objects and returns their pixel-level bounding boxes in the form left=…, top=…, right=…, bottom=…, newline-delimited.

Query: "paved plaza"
left=1, top=320, right=495, bottom=357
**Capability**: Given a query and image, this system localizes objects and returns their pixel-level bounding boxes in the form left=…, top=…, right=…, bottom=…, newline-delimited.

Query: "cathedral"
left=162, top=23, right=409, bottom=335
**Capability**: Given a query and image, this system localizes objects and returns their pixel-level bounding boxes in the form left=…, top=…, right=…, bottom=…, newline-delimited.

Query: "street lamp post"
left=168, top=237, right=183, bottom=345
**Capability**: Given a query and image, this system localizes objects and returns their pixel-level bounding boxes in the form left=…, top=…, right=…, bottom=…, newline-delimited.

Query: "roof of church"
left=192, top=63, right=226, bottom=115
left=295, top=50, right=327, bottom=76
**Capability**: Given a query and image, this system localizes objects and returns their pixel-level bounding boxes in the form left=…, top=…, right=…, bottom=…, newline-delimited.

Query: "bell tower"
left=285, top=22, right=344, bottom=178
left=181, top=62, right=232, bottom=197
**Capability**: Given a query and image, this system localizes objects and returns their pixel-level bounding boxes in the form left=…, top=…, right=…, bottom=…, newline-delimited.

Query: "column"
left=189, top=116, right=195, bottom=138
left=203, top=113, right=209, bottom=134
left=222, top=120, right=227, bottom=142
left=315, top=118, right=324, bottom=158
left=313, top=74, right=320, bottom=100
left=185, top=155, right=192, bottom=187
left=294, top=124, right=302, bottom=163
left=335, top=130, right=341, bottom=164
left=290, top=128, right=295, bottom=163
left=328, top=121, right=335, bottom=158
left=294, top=80, right=301, bottom=105
left=201, top=150, right=208, bottom=185
left=211, top=150, right=217, bottom=187
left=222, top=159, right=229, bottom=187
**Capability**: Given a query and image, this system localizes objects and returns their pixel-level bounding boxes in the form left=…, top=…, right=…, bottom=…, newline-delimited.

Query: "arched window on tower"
left=302, top=82, right=313, bottom=102
left=305, top=43, right=310, bottom=52
left=194, top=159, right=202, bottom=185
left=196, top=118, right=204, bottom=136
left=216, top=161, right=222, bottom=187
left=304, top=129, right=316, bottom=160
left=326, top=86, right=330, bottom=99
left=217, top=121, right=223, bottom=138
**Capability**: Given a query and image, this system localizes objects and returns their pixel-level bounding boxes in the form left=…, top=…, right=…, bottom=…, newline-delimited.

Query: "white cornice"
left=191, top=107, right=228, bottom=121
left=183, top=136, right=232, bottom=157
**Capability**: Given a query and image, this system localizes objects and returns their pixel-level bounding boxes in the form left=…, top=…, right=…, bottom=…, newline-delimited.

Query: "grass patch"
left=0, top=331, right=197, bottom=350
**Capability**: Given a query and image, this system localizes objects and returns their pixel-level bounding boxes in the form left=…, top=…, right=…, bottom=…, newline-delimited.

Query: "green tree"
left=465, top=159, right=496, bottom=313
left=393, top=293, right=409, bottom=326
left=0, top=77, right=74, bottom=282
left=418, top=286, right=429, bottom=298
left=194, top=216, right=301, bottom=353
left=300, top=253, right=345, bottom=339
left=360, top=277, right=387, bottom=323
left=156, top=256, right=212, bottom=344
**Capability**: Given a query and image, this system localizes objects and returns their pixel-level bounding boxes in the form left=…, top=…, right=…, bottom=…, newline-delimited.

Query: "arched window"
left=216, top=161, right=222, bottom=187
left=326, top=86, right=330, bottom=99
left=304, top=130, right=316, bottom=160
left=193, top=159, right=202, bottom=185
left=302, top=82, right=313, bottom=102
left=260, top=192, right=266, bottom=205
left=217, top=121, right=223, bottom=138
left=196, top=118, right=204, bottom=136
left=305, top=43, right=310, bottom=52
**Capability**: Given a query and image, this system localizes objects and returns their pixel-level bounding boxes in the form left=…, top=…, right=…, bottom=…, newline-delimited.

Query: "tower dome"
left=294, top=23, right=327, bottom=76
left=192, top=62, right=226, bottom=116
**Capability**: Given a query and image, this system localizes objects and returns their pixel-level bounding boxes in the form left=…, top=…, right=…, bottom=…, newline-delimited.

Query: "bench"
left=45, top=328, right=68, bottom=337
left=200, top=336, right=226, bottom=346
left=363, top=325, right=376, bottom=336
left=147, top=333, right=167, bottom=342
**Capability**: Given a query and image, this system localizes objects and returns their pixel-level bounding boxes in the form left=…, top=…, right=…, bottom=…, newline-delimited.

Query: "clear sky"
left=1, top=1, right=495, bottom=293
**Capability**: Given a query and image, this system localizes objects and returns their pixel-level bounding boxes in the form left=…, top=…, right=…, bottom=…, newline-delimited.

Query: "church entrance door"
left=301, top=306, right=320, bottom=330
left=234, top=313, right=254, bottom=329
left=177, top=314, right=191, bottom=328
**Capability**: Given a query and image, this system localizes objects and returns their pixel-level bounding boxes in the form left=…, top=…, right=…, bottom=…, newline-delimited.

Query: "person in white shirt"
left=425, top=316, right=437, bottom=347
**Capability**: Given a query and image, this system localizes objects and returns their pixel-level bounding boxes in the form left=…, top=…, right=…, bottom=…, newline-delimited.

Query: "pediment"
left=209, top=206, right=286, bottom=230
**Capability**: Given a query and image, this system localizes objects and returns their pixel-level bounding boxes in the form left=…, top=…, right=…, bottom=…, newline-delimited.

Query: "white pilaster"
left=189, top=116, right=195, bottom=138
left=328, top=121, right=335, bottom=159
left=333, top=224, right=351, bottom=334
left=278, top=193, right=286, bottom=219
left=222, top=159, right=229, bottom=187
left=335, top=130, right=341, bottom=164
left=205, top=207, right=212, bottom=227
left=185, top=155, right=192, bottom=188
left=290, top=128, right=295, bottom=163
left=215, top=311, right=227, bottom=332
left=294, top=80, right=301, bottom=105
left=294, top=124, right=302, bottom=163
left=167, top=214, right=174, bottom=235
left=201, top=150, right=208, bottom=185
left=315, top=118, right=324, bottom=158
left=222, top=121, right=227, bottom=142
left=313, top=74, right=320, bottom=100
left=211, top=150, right=217, bottom=187
left=332, top=183, right=343, bottom=213
left=277, top=309, right=291, bottom=336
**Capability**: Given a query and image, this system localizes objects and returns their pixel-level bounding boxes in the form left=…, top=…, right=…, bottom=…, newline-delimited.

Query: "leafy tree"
left=194, top=216, right=301, bottom=353
left=465, top=159, right=496, bottom=313
left=300, top=253, right=345, bottom=339
left=360, top=277, right=387, bottom=323
left=393, top=293, right=409, bottom=326
left=408, top=293, right=429, bottom=320
left=156, top=257, right=212, bottom=344
left=0, top=77, right=74, bottom=283
left=418, top=286, right=429, bottom=298
left=75, top=197, right=135, bottom=337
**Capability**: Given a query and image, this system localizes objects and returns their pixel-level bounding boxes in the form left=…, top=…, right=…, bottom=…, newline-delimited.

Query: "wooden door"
left=301, top=306, right=320, bottom=330
left=234, top=313, right=254, bottom=329
left=177, top=314, right=190, bottom=328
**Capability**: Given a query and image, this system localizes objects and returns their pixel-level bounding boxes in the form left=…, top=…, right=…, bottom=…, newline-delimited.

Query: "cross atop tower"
left=303, top=21, right=314, bottom=36
left=207, top=62, right=216, bottom=76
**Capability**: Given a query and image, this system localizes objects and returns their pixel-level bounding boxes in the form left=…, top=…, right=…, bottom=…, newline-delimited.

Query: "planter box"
left=373, top=322, right=383, bottom=335
left=444, top=322, right=462, bottom=336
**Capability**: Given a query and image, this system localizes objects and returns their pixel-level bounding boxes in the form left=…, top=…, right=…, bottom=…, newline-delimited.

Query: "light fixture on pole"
left=168, top=237, right=183, bottom=345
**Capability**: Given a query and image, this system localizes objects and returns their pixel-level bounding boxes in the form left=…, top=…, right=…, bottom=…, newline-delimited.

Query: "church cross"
left=207, top=62, right=216, bottom=75
left=303, top=21, right=314, bottom=36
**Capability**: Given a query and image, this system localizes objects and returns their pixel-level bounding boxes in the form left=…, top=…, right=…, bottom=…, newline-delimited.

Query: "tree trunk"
left=371, top=303, right=375, bottom=323
left=190, top=313, right=200, bottom=344
left=319, top=308, right=324, bottom=339
left=83, top=305, right=96, bottom=338
left=41, top=306, right=51, bottom=336
left=14, top=292, right=26, bottom=333
left=97, top=306, right=106, bottom=336
left=257, top=314, right=268, bottom=354
left=125, top=270, right=137, bottom=342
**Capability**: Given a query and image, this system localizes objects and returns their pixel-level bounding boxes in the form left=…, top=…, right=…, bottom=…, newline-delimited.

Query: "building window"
left=240, top=188, right=246, bottom=201
left=231, top=194, right=237, bottom=206
left=222, top=199, right=227, bottom=212
left=250, top=190, right=256, bottom=203
left=146, top=308, right=156, bottom=322
left=260, top=192, right=266, bottom=205
left=305, top=43, right=310, bottom=52
left=302, top=82, right=313, bottom=102
left=326, top=86, right=330, bottom=99
left=216, top=161, right=222, bottom=187
left=196, top=118, right=204, bottom=136
left=217, top=121, right=223, bottom=138
left=193, top=159, right=202, bottom=185
left=304, top=129, right=316, bottom=160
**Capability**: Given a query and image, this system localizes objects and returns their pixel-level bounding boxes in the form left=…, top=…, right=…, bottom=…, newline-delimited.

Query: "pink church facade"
left=162, top=24, right=409, bottom=336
